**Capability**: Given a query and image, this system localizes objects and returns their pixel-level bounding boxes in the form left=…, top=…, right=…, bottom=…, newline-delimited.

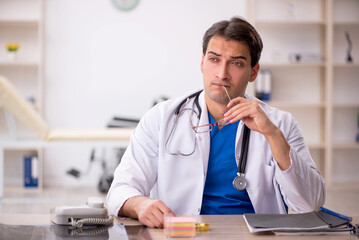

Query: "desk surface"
left=0, top=214, right=358, bottom=239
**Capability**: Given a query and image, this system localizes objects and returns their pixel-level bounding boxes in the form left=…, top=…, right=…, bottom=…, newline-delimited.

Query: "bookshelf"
left=330, top=0, right=359, bottom=188
left=247, top=0, right=359, bottom=188
left=0, top=0, right=44, bottom=194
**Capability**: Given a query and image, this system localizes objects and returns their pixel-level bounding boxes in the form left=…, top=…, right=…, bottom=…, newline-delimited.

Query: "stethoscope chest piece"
left=233, top=124, right=251, bottom=191
left=233, top=173, right=247, bottom=191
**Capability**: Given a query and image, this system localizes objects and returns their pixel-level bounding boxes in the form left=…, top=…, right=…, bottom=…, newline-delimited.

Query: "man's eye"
left=233, top=62, right=243, bottom=67
left=209, top=57, right=218, bottom=62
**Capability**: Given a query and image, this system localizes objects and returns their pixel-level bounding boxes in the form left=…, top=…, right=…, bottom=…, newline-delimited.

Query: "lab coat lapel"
left=196, top=92, right=210, bottom=179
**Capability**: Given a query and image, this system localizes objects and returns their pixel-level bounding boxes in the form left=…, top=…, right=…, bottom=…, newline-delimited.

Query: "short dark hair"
left=202, top=17, right=263, bottom=67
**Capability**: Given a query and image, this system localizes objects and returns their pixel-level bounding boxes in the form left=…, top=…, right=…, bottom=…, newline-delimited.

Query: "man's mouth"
left=213, top=83, right=229, bottom=88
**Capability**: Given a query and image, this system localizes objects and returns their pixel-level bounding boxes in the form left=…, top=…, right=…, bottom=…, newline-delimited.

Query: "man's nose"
left=216, top=62, right=230, bottom=80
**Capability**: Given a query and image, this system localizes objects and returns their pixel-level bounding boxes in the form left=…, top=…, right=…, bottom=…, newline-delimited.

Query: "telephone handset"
left=50, top=197, right=113, bottom=227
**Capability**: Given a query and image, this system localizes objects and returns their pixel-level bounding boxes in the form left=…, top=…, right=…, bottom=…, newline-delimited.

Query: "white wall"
left=43, top=0, right=247, bottom=186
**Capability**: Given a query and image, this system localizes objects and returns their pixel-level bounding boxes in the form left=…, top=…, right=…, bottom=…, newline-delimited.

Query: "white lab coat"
left=107, top=90, right=325, bottom=216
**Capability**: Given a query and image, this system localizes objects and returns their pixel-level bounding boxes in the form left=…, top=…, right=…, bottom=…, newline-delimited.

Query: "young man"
left=107, top=17, right=325, bottom=228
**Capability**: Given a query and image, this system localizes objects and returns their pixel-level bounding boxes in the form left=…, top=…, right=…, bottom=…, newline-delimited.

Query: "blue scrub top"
left=201, top=113, right=255, bottom=215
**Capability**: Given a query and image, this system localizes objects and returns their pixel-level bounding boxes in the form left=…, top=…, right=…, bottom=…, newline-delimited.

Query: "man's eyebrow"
left=207, top=51, right=221, bottom=56
left=207, top=51, right=247, bottom=61
left=231, top=55, right=247, bottom=60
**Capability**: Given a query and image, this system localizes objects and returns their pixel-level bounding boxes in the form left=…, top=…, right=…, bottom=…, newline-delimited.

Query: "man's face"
left=201, top=35, right=259, bottom=105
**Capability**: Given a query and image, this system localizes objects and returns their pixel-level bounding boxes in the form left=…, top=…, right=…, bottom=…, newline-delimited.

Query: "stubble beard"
left=205, top=88, right=230, bottom=105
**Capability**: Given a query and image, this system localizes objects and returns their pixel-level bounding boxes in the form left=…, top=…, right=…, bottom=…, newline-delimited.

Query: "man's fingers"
left=158, top=202, right=176, bottom=217
left=225, top=99, right=251, bottom=116
left=139, top=210, right=162, bottom=228
left=224, top=104, right=254, bottom=123
left=137, top=199, right=174, bottom=228
left=152, top=207, right=167, bottom=227
left=155, top=201, right=176, bottom=227
left=150, top=211, right=163, bottom=228
left=141, top=216, right=159, bottom=228
left=227, top=96, right=248, bottom=108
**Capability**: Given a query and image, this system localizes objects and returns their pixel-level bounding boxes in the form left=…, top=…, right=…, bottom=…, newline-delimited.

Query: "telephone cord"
left=71, top=225, right=109, bottom=236
left=70, top=215, right=114, bottom=228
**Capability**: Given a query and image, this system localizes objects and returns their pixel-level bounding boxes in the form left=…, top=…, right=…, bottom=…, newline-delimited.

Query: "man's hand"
left=224, top=97, right=276, bottom=136
left=224, top=97, right=291, bottom=170
left=119, top=196, right=175, bottom=228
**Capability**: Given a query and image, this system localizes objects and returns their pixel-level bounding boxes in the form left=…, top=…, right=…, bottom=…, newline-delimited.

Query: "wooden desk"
left=0, top=214, right=358, bottom=239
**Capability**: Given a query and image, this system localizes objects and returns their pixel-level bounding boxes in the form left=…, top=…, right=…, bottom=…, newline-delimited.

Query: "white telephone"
left=50, top=197, right=113, bottom=227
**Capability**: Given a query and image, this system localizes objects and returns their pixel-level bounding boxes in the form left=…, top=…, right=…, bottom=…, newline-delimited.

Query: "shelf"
left=332, top=143, right=359, bottom=150
left=260, top=62, right=325, bottom=68
left=333, top=103, right=359, bottom=108
left=0, top=139, right=130, bottom=149
left=328, top=182, right=359, bottom=190
left=268, top=101, right=325, bottom=109
left=308, top=143, right=325, bottom=150
left=0, top=140, right=45, bottom=150
left=0, top=62, right=39, bottom=68
left=333, top=63, right=359, bottom=68
left=334, top=21, right=359, bottom=26
left=3, top=186, right=42, bottom=194
left=255, top=20, right=326, bottom=26
left=0, top=19, right=39, bottom=26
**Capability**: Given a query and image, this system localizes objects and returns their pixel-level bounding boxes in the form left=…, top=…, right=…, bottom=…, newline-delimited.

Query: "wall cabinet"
left=247, top=0, right=359, bottom=188
left=0, top=0, right=44, bottom=195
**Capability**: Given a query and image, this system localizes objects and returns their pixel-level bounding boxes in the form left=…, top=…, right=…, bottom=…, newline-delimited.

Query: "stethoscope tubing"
left=167, top=89, right=250, bottom=176
left=165, top=90, right=203, bottom=156
left=175, top=90, right=203, bottom=116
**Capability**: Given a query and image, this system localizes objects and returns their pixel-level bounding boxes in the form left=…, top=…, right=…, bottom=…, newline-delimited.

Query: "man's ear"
left=200, top=54, right=205, bottom=73
left=249, top=64, right=260, bottom=83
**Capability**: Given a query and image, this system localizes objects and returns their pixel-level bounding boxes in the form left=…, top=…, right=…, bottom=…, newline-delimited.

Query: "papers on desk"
left=243, top=207, right=356, bottom=235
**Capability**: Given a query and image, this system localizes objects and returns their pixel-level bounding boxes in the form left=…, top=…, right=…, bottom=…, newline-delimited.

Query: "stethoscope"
left=164, top=90, right=203, bottom=157
left=165, top=90, right=251, bottom=191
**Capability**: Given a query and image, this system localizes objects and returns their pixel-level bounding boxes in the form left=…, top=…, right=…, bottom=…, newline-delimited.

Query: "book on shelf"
left=255, top=69, right=272, bottom=101
left=24, top=155, right=38, bottom=187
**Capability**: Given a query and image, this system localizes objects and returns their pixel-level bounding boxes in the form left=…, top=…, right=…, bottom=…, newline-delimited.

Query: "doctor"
left=107, top=17, right=325, bottom=228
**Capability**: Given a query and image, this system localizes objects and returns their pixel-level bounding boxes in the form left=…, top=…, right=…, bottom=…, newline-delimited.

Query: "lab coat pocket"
left=262, top=161, right=276, bottom=196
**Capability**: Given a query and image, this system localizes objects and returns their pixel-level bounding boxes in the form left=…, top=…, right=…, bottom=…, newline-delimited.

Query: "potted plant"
left=5, top=43, right=20, bottom=61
